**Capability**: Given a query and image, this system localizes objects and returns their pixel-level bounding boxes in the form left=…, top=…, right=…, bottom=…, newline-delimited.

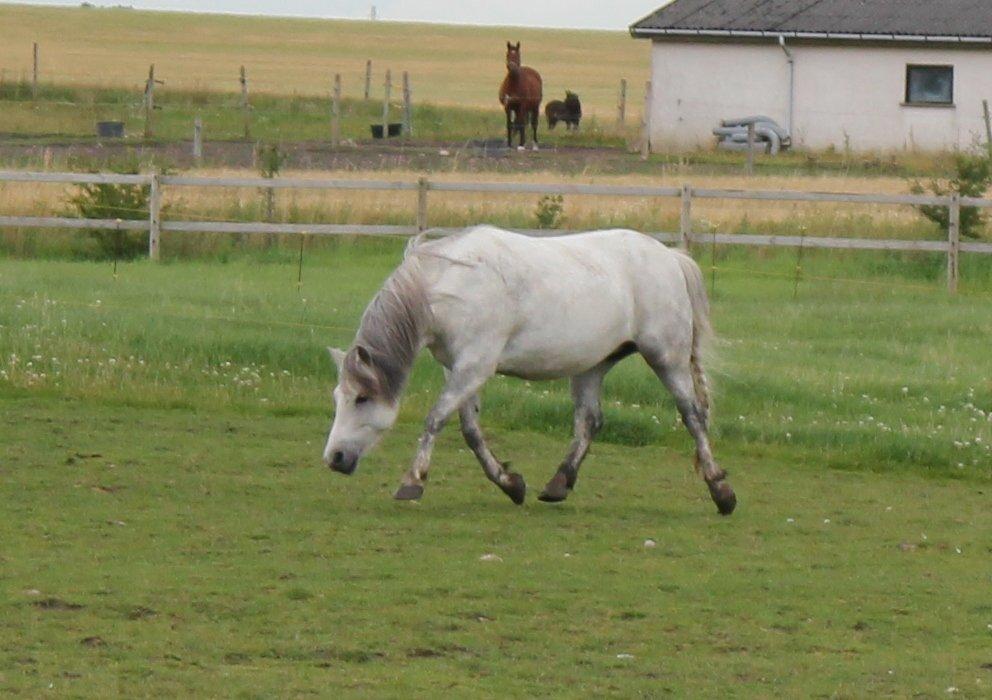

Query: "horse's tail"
left=672, top=249, right=713, bottom=428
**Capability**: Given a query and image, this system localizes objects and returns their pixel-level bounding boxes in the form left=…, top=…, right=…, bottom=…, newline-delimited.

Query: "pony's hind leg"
left=645, top=352, right=737, bottom=515
left=459, top=394, right=525, bottom=505
left=538, top=362, right=611, bottom=502
left=530, top=109, right=540, bottom=151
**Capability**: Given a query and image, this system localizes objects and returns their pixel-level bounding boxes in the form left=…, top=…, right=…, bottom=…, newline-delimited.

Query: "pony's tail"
left=673, top=249, right=713, bottom=429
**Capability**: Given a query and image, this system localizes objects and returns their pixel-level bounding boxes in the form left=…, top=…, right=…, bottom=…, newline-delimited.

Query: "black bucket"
left=370, top=123, right=403, bottom=139
left=96, top=121, right=125, bottom=138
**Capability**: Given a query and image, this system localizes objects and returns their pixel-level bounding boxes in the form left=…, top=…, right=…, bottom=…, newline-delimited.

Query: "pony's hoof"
left=499, top=473, right=526, bottom=505
left=538, top=471, right=569, bottom=503
left=394, top=483, right=424, bottom=501
left=517, top=146, right=526, bottom=152
left=531, top=144, right=540, bottom=152
left=707, top=479, right=737, bottom=516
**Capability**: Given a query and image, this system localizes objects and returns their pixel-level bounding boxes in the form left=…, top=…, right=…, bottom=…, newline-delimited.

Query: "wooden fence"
left=2, top=170, right=991, bottom=292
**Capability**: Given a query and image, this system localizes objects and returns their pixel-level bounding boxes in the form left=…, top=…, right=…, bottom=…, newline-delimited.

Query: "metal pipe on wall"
left=778, top=35, right=795, bottom=138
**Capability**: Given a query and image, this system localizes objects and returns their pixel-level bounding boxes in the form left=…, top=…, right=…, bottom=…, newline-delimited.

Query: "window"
left=905, top=65, right=954, bottom=105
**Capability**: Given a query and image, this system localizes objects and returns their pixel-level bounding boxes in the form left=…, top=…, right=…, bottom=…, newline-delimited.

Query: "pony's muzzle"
left=327, top=450, right=358, bottom=475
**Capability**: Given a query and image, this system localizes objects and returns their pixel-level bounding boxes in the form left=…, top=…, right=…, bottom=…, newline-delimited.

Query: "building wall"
left=647, top=39, right=992, bottom=151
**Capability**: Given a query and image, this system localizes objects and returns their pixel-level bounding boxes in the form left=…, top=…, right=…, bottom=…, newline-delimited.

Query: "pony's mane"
left=354, top=257, right=430, bottom=400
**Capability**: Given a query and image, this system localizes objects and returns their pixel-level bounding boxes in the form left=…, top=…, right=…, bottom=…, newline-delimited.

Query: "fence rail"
left=2, top=169, right=990, bottom=292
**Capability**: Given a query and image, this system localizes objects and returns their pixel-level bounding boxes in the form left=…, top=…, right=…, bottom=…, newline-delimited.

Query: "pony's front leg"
left=459, top=394, right=526, bottom=504
left=394, top=366, right=493, bottom=501
left=505, top=107, right=514, bottom=148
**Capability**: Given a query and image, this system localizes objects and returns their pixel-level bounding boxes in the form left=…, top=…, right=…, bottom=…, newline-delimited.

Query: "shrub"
left=68, top=169, right=153, bottom=259
left=911, top=151, right=992, bottom=240
left=534, top=194, right=564, bottom=229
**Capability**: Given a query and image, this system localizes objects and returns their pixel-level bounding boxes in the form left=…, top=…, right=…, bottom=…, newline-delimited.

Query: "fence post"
left=32, top=42, right=39, bottom=99
left=193, top=117, right=203, bottom=161
left=746, top=122, right=756, bottom=175
left=983, top=99, right=992, bottom=158
left=617, top=78, right=627, bottom=127
left=331, top=73, right=342, bottom=147
left=148, top=171, right=162, bottom=261
left=402, top=71, right=412, bottom=137
left=240, top=65, right=251, bottom=140
left=417, top=177, right=429, bottom=231
left=640, top=80, right=652, bottom=160
left=679, top=185, right=692, bottom=250
left=143, top=64, right=155, bottom=139
left=382, top=69, right=391, bottom=133
left=364, top=59, right=372, bottom=100
left=947, top=194, right=960, bottom=293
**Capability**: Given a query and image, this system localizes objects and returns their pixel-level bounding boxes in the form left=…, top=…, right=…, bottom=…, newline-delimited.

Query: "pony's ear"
left=355, top=344, right=372, bottom=366
left=344, top=345, right=383, bottom=395
left=506, top=41, right=512, bottom=49
left=328, top=347, right=346, bottom=373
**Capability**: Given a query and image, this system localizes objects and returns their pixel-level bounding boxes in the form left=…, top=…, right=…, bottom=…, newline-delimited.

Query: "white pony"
left=324, top=226, right=736, bottom=515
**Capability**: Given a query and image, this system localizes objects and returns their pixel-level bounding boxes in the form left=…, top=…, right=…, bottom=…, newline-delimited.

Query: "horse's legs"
left=394, top=363, right=494, bottom=501
left=530, top=108, right=539, bottom=151
left=505, top=107, right=513, bottom=147
left=644, top=353, right=737, bottom=515
left=516, top=107, right=526, bottom=148
left=459, top=394, right=526, bottom=504
left=538, top=363, right=610, bottom=502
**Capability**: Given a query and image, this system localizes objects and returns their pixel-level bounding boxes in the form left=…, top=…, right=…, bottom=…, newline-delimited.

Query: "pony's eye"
left=355, top=395, right=369, bottom=405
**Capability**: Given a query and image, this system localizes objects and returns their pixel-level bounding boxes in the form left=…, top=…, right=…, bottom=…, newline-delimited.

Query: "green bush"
left=534, top=194, right=564, bottom=229
left=68, top=169, right=151, bottom=259
left=911, top=151, right=992, bottom=240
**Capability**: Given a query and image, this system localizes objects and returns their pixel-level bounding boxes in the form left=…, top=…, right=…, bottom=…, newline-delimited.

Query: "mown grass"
left=1, top=242, right=991, bottom=696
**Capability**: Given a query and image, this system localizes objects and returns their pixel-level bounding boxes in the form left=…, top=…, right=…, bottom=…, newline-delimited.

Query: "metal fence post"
left=947, top=194, right=960, bottom=293
left=148, top=171, right=162, bottom=261
left=417, top=177, right=429, bottom=231
left=679, top=185, right=692, bottom=250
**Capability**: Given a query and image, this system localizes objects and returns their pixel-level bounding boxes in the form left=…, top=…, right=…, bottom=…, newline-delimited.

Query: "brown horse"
left=498, top=42, right=543, bottom=150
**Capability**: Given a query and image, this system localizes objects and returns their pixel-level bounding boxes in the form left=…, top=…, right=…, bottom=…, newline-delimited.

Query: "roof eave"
left=628, top=27, right=992, bottom=44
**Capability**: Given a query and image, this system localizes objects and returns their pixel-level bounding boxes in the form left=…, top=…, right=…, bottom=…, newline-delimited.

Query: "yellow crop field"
left=0, top=4, right=649, bottom=117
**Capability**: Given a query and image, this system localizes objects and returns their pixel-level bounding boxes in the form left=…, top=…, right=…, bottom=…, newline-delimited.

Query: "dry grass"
left=0, top=166, right=947, bottom=243
left=0, top=4, right=647, bottom=118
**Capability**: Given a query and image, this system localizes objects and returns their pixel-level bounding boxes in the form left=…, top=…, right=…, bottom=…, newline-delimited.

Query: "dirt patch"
left=32, top=597, right=84, bottom=611
left=0, top=140, right=652, bottom=176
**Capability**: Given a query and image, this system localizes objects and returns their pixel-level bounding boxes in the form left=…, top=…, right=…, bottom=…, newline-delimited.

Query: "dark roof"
left=631, top=0, right=992, bottom=42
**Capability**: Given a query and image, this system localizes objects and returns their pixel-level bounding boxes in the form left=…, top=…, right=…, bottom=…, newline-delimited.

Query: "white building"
left=630, top=0, right=992, bottom=152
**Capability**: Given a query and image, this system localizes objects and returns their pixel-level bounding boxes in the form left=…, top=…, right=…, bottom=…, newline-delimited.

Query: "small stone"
left=643, top=539, right=657, bottom=548
left=899, top=542, right=917, bottom=552
left=479, top=554, right=502, bottom=562
left=616, top=653, right=635, bottom=660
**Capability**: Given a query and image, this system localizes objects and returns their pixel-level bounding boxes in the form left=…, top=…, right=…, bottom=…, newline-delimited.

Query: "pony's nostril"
left=332, top=451, right=344, bottom=465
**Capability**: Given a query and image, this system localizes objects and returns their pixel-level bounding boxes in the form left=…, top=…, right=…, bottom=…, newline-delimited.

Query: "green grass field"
left=2, top=240, right=991, bottom=696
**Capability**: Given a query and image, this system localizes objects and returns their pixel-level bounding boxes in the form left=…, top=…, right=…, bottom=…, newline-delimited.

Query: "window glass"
left=906, top=66, right=953, bottom=105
